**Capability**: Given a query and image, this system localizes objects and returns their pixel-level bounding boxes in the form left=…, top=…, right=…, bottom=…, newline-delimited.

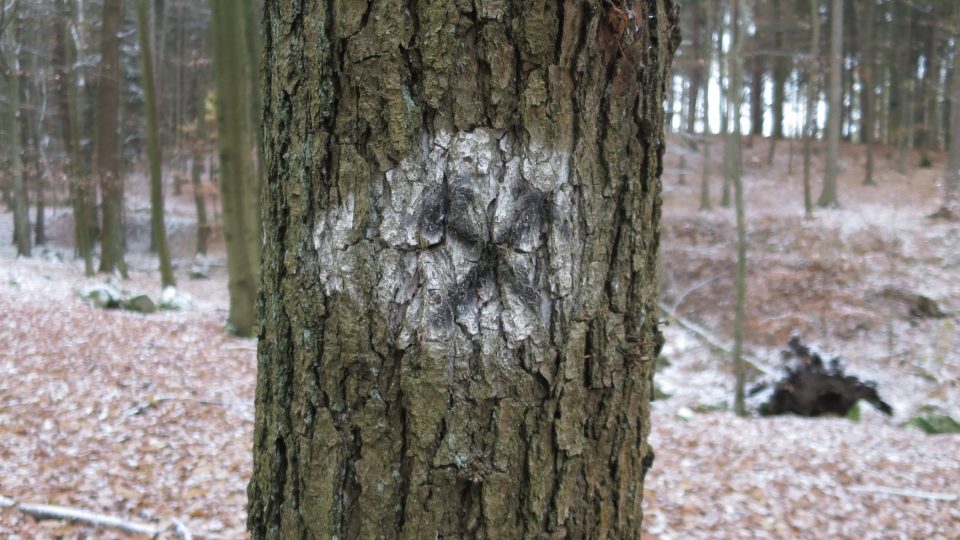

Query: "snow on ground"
left=0, top=141, right=958, bottom=538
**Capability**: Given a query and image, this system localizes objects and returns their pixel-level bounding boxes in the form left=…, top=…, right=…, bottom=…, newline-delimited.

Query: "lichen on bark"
left=249, top=1, right=679, bottom=538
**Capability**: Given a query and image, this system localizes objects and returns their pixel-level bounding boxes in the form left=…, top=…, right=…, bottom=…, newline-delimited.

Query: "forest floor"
left=0, top=138, right=958, bottom=538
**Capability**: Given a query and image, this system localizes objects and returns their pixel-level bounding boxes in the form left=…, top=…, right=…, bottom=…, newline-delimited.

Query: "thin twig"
left=2, top=497, right=216, bottom=539
left=171, top=517, right=194, bottom=540
left=658, top=302, right=777, bottom=377
left=16, top=502, right=159, bottom=536
left=848, top=484, right=958, bottom=502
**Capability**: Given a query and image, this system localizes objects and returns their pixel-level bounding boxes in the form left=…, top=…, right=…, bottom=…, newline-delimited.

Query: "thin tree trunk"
left=934, top=8, right=960, bottom=219
left=687, top=0, right=705, bottom=134
left=719, top=3, right=731, bottom=208
left=191, top=76, right=209, bottom=256
left=729, top=0, right=749, bottom=417
left=138, top=0, right=176, bottom=288
left=896, top=7, right=913, bottom=174
left=818, top=0, right=842, bottom=208
left=862, top=0, right=876, bottom=185
left=59, top=0, right=94, bottom=274
left=771, top=0, right=789, bottom=139
left=9, top=12, right=30, bottom=256
left=699, top=0, right=714, bottom=212
left=248, top=2, right=679, bottom=537
left=920, top=5, right=939, bottom=152
left=210, top=0, right=259, bottom=336
left=750, top=53, right=764, bottom=137
left=804, top=0, right=821, bottom=219
left=96, top=0, right=126, bottom=276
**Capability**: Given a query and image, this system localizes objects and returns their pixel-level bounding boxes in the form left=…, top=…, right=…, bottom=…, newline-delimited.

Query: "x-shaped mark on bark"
left=416, top=178, right=547, bottom=330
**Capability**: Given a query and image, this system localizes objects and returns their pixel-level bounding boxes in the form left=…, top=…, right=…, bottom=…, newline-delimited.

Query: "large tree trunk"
left=248, top=1, right=679, bottom=538
left=211, top=0, right=259, bottom=336
left=96, top=0, right=127, bottom=275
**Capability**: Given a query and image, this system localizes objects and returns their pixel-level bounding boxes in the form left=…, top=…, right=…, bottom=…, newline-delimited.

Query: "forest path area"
left=0, top=137, right=958, bottom=538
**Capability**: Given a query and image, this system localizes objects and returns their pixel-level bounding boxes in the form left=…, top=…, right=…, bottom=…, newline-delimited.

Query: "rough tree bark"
left=211, top=0, right=260, bottom=336
left=247, top=1, right=679, bottom=538
left=96, top=0, right=127, bottom=275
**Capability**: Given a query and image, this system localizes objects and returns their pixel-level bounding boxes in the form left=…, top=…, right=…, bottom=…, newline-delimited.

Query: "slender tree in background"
left=933, top=9, right=960, bottom=220
left=3, top=2, right=29, bottom=256
left=804, top=0, right=821, bottom=218
left=19, top=12, right=43, bottom=248
left=687, top=0, right=706, bottom=135
left=771, top=0, right=790, bottom=140
left=53, top=0, right=94, bottom=275
left=699, top=0, right=715, bottom=212
left=818, top=0, right=842, bottom=208
left=137, top=0, right=176, bottom=288
left=862, top=0, right=876, bottom=186
left=210, top=0, right=259, bottom=336
left=248, top=1, right=678, bottom=537
left=96, top=0, right=126, bottom=275
left=191, top=79, right=210, bottom=256
left=766, top=0, right=790, bottom=165
left=727, top=0, right=749, bottom=417
left=896, top=5, right=913, bottom=174
left=719, top=4, right=732, bottom=209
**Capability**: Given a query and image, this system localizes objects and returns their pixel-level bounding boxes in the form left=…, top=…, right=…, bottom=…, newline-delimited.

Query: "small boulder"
left=78, top=283, right=124, bottom=309
left=122, top=295, right=157, bottom=314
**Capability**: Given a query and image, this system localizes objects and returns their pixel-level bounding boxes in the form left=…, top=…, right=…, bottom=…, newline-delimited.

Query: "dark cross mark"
left=416, top=179, right=547, bottom=330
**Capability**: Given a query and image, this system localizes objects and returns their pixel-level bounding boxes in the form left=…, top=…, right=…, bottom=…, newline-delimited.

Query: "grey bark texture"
left=248, top=1, right=679, bottom=538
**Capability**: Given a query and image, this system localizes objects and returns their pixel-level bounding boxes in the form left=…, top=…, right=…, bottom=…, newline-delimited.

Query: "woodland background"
left=0, top=0, right=958, bottom=538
